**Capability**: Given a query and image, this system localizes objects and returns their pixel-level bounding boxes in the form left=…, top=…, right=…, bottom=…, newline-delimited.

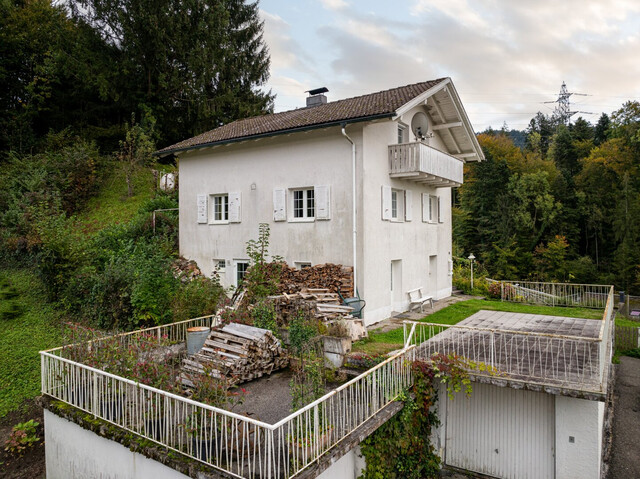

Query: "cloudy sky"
left=259, top=0, right=640, bottom=131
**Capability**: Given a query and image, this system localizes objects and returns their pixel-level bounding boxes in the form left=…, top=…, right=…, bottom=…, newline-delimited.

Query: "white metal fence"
left=404, top=285, right=614, bottom=393
left=41, top=316, right=415, bottom=479
left=487, top=279, right=611, bottom=309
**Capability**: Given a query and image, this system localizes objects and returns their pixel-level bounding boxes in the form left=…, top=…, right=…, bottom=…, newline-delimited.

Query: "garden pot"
left=187, top=326, right=210, bottom=355
left=322, top=336, right=352, bottom=368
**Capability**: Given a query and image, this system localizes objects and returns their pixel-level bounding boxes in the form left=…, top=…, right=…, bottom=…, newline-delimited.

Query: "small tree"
left=118, top=113, right=155, bottom=197
left=243, top=223, right=282, bottom=300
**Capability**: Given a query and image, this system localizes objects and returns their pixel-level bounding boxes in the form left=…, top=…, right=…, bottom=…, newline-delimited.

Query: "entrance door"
left=445, top=383, right=555, bottom=479
left=429, top=255, right=437, bottom=295
left=390, top=260, right=402, bottom=312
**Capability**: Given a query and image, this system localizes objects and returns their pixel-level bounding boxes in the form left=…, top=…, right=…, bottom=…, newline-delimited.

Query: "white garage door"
left=445, top=383, right=555, bottom=479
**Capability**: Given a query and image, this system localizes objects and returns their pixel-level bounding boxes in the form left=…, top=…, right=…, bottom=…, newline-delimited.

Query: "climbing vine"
left=359, top=354, right=479, bottom=479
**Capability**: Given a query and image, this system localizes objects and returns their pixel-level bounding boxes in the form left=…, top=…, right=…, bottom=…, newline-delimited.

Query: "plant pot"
left=322, top=336, right=352, bottom=368
left=187, top=326, right=211, bottom=355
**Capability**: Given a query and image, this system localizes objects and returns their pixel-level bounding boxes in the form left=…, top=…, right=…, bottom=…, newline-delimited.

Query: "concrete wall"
left=315, top=446, right=366, bottom=479
left=44, top=409, right=190, bottom=479
left=555, top=396, right=605, bottom=479
left=178, top=109, right=454, bottom=326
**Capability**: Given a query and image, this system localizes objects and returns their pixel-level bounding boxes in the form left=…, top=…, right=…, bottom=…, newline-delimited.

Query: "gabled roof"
left=157, top=78, right=484, bottom=161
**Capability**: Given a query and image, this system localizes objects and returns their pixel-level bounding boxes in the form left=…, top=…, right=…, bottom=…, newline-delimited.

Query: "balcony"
left=388, top=141, right=464, bottom=187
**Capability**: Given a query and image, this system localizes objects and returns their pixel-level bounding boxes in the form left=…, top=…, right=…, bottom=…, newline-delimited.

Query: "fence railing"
left=615, top=325, right=640, bottom=351
left=486, top=279, right=611, bottom=309
left=388, top=141, right=463, bottom=185
left=404, top=284, right=614, bottom=393
left=42, top=318, right=415, bottom=479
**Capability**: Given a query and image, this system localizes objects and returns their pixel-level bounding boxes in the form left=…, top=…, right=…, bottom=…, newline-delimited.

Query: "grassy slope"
left=0, top=166, right=156, bottom=417
left=76, top=164, right=155, bottom=234
left=353, top=299, right=605, bottom=355
left=0, top=270, right=63, bottom=417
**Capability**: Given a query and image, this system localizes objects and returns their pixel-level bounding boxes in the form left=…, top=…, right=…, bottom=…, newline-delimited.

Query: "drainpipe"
left=341, top=123, right=357, bottom=297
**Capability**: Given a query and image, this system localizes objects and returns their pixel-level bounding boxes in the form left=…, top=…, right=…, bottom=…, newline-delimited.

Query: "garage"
left=444, top=383, right=556, bottom=479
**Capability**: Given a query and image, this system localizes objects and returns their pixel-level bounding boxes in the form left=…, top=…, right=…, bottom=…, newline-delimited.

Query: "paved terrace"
left=416, top=310, right=605, bottom=395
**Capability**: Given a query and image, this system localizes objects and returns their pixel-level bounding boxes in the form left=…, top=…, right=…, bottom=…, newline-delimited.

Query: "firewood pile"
left=181, top=323, right=288, bottom=386
left=171, top=257, right=205, bottom=283
left=267, top=288, right=367, bottom=341
left=276, top=263, right=354, bottom=298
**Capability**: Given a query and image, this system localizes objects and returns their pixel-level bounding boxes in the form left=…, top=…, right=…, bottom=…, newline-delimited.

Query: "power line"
left=542, top=81, right=593, bottom=125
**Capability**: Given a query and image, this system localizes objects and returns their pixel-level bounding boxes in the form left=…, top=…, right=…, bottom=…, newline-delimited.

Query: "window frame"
left=235, top=260, right=249, bottom=287
left=290, top=187, right=315, bottom=222
left=390, top=188, right=404, bottom=222
left=397, top=123, right=408, bottom=144
left=209, top=193, right=229, bottom=224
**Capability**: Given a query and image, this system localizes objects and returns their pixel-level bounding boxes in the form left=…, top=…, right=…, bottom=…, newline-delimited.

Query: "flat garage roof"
left=418, top=310, right=605, bottom=394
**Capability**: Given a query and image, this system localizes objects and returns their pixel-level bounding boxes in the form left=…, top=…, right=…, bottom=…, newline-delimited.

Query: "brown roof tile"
left=158, top=78, right=447, bottom=154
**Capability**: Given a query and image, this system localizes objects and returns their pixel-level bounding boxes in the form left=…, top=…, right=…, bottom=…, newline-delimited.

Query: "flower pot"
left=187, top=326, right=210, bottom=355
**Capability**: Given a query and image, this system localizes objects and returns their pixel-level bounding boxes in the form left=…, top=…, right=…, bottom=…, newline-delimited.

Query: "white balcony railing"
left=388, top=142, right=464, bottom=186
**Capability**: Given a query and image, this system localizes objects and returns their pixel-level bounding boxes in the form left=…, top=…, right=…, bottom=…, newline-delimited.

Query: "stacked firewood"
left=275, top=263, right=354, bottom=298
left=181, top=323, right=289, bottom=385
left=267, top=288, right=367, bottom=341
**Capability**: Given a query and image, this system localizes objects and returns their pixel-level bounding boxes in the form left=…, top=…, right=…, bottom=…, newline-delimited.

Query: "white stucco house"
left=157, top=78, right=484, bottom=324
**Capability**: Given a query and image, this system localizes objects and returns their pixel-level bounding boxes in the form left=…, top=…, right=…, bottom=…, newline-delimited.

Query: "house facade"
left=158, top=78, right=484, bottom=324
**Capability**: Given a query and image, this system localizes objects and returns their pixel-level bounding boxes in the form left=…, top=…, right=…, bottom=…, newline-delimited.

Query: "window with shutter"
left=197, top=194, right=208, bottom=224
left=228, top=192, right=241, bottom=223
left=421, top=193, right=429, bottom=222
left=208, top=193, right=229, bottom=223
left=290, top=188, right=314, bottom=220
left=314, top=185, right=330, bottom=220
left=382, top=185, right=392, bottom=220
left=437, top=196, right=443, bottom=223
left=405, top=190, right=412, bottom=221
left=273, top=189, right=286, bottom=221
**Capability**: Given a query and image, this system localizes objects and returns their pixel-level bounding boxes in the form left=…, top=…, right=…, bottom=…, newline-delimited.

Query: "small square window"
left=213, top=259, right=226, bottom=272
left=295, top=262, right=311, bottom=270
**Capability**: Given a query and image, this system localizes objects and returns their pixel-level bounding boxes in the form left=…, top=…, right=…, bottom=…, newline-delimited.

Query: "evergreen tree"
left=593, top=113, right=610, bottom=146
left=71, top=0, right=274, bottom=145
left=525, top=112, right=555, bottom=156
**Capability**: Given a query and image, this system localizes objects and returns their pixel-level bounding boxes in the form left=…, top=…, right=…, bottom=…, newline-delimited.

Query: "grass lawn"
left=352, top=298, right=605, bottom=355
left=0, top=269, right=63, bottom=417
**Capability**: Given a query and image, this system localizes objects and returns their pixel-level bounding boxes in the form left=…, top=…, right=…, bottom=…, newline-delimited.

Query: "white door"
left=390, top=260, right=402, bottom=312
left=445, top=383, right=555, bottom=479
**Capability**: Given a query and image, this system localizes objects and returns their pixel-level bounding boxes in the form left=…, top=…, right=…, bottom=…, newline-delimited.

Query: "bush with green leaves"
left=171, top=276, right=224, bottom=322
left=250, top=301, right=278, bottom=334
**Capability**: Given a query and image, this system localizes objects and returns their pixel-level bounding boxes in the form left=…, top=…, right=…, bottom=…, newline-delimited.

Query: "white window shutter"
left=438, top=196, right=442, bottom=223
left=404, top=190, right=412, bottom=221
left=314, top=185, right=331, bottom=220
left=421, top=193, right=428, bottom=222
left=229, top=192, right=241, bottom=223
left=273, top=189, right=286, bottom=221
left=382, top=185, right=392, bottom=220
left=197, top=194, right=208, bottom=224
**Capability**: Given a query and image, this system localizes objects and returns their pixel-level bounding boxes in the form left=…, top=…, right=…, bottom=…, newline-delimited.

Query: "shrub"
left=4, top=420, right=40, bottom=456
left=171, top=276, right=224, bottom=322
left=251, top=301, right=278, bottom=334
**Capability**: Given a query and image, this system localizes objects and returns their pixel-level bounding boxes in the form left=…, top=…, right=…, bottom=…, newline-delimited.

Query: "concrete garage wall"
left=44, top=410, right=190, bottom=479
left=315, top=447, right=366, bottom=479
left=555, top=396, right=605, bottom=479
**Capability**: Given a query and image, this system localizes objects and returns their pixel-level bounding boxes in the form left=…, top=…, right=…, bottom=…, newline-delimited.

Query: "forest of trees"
left=455, top=106, right=640, bottom=294
left=0, top=0, right=273, bottom=328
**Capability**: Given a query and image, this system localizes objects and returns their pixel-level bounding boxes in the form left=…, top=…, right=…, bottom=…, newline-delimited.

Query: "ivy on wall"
left=359, top=355, right=477, bottom=479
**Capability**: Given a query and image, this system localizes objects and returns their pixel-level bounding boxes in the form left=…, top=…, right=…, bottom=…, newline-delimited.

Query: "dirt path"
left=607, top=356, right=640, bottom=478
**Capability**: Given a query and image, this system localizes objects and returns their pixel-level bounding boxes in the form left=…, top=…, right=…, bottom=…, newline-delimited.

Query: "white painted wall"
left=178, top=108, right=454, bottom=326
left=44, top=410, right=191, bottom=479
left=555, top=396, right=605, bottom=479
left=360, top=107, right=453, bottom=323
left=179, top=127, right=359, bottom=288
